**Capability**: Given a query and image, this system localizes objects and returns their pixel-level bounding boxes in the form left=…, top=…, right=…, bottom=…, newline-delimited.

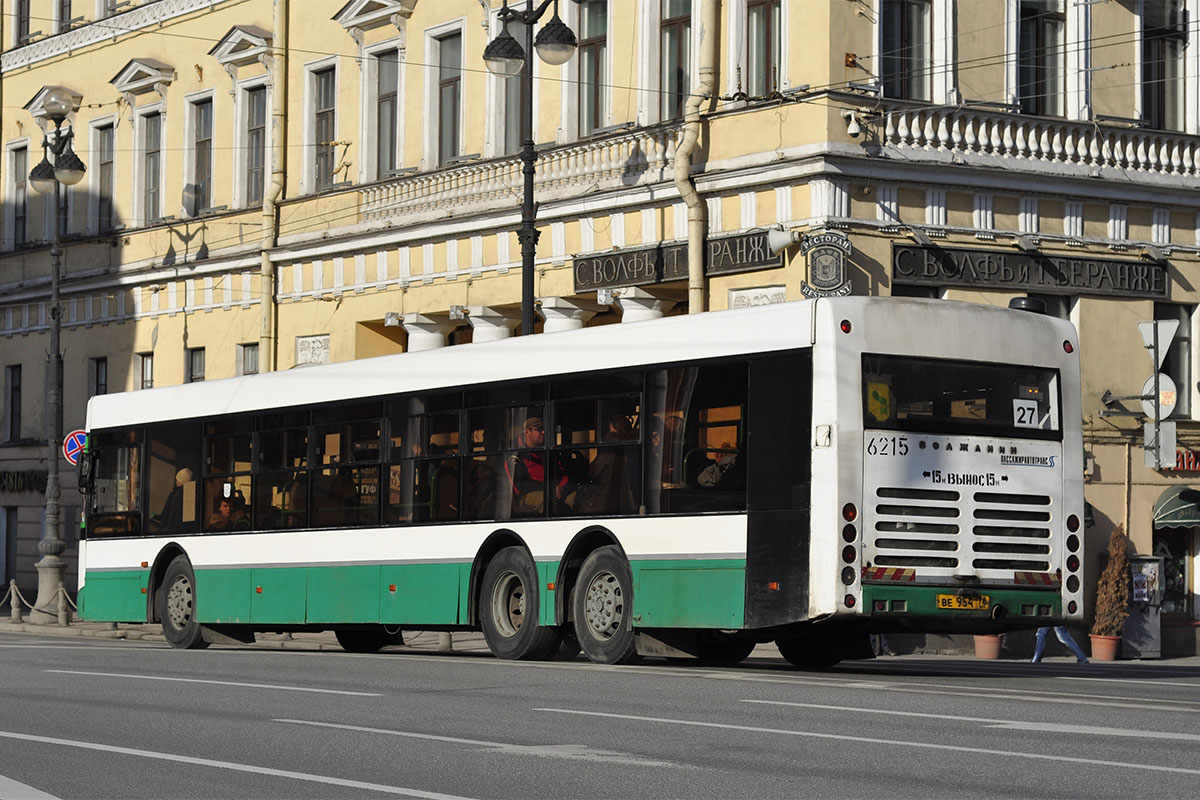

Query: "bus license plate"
left=936, top=594, right=990, bottom=611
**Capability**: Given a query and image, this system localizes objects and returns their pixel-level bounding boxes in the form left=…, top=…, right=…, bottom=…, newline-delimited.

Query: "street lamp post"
left=483, top=0, right=576, bottom=335
left=27, top=87, right=86, bottom=624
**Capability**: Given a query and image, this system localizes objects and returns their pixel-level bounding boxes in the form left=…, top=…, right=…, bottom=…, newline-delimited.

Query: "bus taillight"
left=840, top=319, right=852, bottom=334
left=841, top=524, right=856, bottom=542
left=1067, top=514, right=1080, bottom=532
left=842, top=545, right=857, bottom=563
left=1068, top=601, right=1078, bottom=614
left=844, top=594, right=857, bottom=608
left=842, top=503, right=857, bottom=522
left=1063, top=340, right=1074, bottom=354
left=841, top=567, right=855, bottom=585
left=1067, top=554, right=1080, bottom=572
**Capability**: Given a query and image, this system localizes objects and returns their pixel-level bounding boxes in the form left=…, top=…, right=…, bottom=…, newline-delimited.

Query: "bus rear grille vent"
left=871, top=487, right=1055, bottom=572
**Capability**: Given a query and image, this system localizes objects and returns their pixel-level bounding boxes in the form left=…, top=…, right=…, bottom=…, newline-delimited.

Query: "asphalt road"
left=1, top=634, right=1198, bottom=799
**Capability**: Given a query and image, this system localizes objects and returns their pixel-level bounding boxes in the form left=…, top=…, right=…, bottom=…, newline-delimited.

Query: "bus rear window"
left=862, top=354, right=1061, bottom=440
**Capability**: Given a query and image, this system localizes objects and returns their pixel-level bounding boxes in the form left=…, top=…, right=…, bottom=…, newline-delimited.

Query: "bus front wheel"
left=480, top=547, right=561, bottom=660
left=572, top=546, right=637, bottom=665
left=159, top=556, right=209, bottom=650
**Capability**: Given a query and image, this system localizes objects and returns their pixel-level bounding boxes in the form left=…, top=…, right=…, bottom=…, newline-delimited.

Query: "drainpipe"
left=674, top=0, right=716, bottom=314
left=260, top=0, right=288, bottom=372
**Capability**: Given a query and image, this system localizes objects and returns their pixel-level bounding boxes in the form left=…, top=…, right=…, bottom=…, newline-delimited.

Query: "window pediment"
left=24, top=85, right=82, bottom=119
left=333, top=0, right=416, bottom=33
left=111, top=58, right=175, bottom=96
left=208, top=25, right=273, bottom=67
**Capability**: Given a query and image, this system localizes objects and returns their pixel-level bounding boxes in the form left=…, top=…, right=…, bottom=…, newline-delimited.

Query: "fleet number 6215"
left=867, top=436, right=909, bottom=456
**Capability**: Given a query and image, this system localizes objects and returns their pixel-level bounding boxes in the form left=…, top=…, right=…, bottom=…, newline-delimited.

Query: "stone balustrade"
left=879, top=104, right=1199, bottom=178
left=360, top=124, right=683, bottom=223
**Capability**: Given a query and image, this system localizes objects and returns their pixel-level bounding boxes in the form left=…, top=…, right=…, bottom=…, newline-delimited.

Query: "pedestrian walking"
left=1031, top=626, right=1089, bottom=663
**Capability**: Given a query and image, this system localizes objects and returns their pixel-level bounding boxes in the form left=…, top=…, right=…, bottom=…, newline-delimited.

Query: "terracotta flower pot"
left=973, top=634, right=1001, bottom=659
left=1089, top=634, right=1120, bottom=662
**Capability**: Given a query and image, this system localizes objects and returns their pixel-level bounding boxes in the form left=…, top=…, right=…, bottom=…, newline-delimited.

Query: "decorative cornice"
left=2, top=0, right=229, bottom=73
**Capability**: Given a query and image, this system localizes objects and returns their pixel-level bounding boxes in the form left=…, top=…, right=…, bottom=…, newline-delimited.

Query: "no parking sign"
left=63, top=430, right=87, bottom=466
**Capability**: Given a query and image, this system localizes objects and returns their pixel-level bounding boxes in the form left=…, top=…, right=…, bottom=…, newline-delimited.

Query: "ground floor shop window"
left=1153, top=527, right=1192, bottom=616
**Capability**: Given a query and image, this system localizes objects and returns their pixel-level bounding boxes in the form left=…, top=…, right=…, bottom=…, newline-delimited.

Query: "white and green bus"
left=77, top=297, right=1084, bottom=666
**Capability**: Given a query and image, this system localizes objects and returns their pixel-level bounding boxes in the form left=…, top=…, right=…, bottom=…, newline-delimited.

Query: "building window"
left=1155, top=303, right=1192, bottom=418
left=4, top=365, right=20, bottom=441
left=58, top=0, right=72, bottom=33
left=502, top=20, right=530, bottom=155
left=12, top=147, right=27, bottom=247
left=96, top=124, right=115, bottom=231
left=245, top=85, right=266, bottom=205
left=1018, top=0, right=1064, bottom=116
left=437, top=32, right=462, bottom=166
left=314, top=67, right=337, bottom=189
left=376, top=48, right=399, bottom=177
left=88, top=357, right=107, bottom=398
left=138, top=353, right=154, bottom=390
left=578, top=0, right=607, bottom=135
left=1142, top=0, right=1186, bottom=131
left=660, top=0, right=691, bottom=121
left=142, top=112, right=162, bottom=222
left=186, top=348, right=205, bottom=383
left=190, top=98, right=212, bottom=215
left=238, top=342, right=259, bottom=376
left=882, top=0, right=931, bottom=101
left=746, top=0, right=780, bottom=97
left=15, top=0, right=31, bottom=46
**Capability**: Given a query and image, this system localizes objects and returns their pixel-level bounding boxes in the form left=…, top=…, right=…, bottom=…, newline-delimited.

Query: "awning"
left=1153, top=485, right=1200, bottom=528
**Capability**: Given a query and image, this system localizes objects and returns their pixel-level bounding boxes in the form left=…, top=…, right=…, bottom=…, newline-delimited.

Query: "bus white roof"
left=85, top=297, right=1073, bottom=430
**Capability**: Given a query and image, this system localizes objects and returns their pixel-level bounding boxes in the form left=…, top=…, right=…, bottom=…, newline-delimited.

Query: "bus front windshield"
left=862, top=354, right=1061, bottom=440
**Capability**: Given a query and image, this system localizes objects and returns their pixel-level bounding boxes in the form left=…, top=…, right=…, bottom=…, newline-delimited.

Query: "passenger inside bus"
left=206, top=496, right=247, bottom=531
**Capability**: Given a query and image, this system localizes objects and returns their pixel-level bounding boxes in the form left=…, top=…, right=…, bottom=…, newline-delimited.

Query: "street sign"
left=1141, top=373, right=1177, bottom=419
left=1145, top=421, right=1177, bottom=470
left=1138, top=320, right=1179, bottom=369
left=63, top=429, right=87, bottom=466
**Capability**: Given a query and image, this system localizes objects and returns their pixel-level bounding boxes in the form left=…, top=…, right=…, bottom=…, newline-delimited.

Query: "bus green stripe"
left=79, top=557, right=749, bottom=630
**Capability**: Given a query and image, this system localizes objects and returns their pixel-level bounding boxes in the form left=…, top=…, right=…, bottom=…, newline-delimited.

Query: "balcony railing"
left=878, top=103, right=1200, bottom=178
left=360, top=124, right=683, bottom=223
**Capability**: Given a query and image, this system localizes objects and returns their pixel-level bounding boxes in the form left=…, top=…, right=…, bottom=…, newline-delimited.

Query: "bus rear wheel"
left=159, top=556, right=209, bottom=650
left=480, top=547, right=561, bottom=660
left=335, top=626, right=405, bottom=653
left=572, top=546, right=637, bottom=665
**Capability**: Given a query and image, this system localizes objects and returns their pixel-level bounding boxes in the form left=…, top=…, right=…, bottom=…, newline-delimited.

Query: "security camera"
left=843, top=110, right=862, bottom=138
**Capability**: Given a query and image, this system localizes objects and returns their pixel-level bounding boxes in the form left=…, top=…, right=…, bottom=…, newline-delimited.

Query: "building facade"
left=0, top=0, right=1196, bottom=649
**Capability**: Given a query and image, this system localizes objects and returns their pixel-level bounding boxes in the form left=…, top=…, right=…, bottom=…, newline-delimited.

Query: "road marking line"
left=536, top=708, right=1200, bottom=776
left=703, top=673, right=1200, bottom=711
left=275, top=719, right=678, bottom=768
left=744, top=700, right=1200, bottom=742
left=0, top=730, right=469, bottom=800
left=1058, top=676, right=1200, bottom=688
left=0, top=773, right=59, bottom=800
left=44, top=670, right=381, bottom=697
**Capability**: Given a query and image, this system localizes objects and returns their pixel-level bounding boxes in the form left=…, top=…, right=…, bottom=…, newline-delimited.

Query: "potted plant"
left=1089, top=526, right=1130, bottom=661
left=973, top=633, right=1002, bottom=659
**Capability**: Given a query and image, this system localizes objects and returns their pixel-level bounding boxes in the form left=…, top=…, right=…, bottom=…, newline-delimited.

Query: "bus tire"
left=160, top=556, right=209, bottom=650
left=335, top=626, right=405, bottom=653
left=776, top=634, right=842, bottom=669
left=572, top=546, right=637, bottom=665
left=480, top=547, right=560, bottom=660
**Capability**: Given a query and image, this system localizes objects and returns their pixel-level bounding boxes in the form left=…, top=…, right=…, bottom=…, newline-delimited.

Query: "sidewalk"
left=0, top=617, right=492, bottom=653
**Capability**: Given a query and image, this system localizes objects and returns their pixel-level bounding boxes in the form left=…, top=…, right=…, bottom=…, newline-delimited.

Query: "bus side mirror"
left=77, top=452, right=92, bottom=491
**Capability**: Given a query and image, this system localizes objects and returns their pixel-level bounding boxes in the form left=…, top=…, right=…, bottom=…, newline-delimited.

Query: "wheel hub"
left=583, top=571, right=622, bottom=640
left=491, top=571, right=526, bottom=638
left=166, top=575, right=194, bottom=630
